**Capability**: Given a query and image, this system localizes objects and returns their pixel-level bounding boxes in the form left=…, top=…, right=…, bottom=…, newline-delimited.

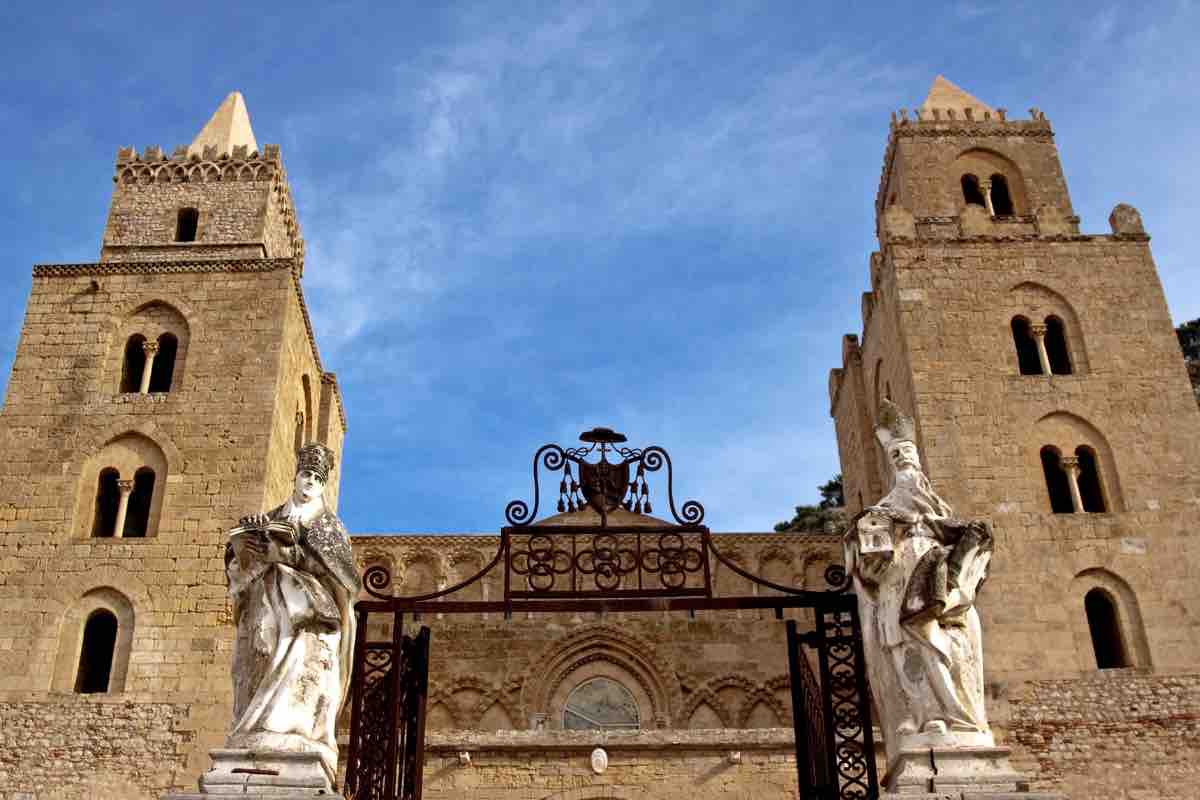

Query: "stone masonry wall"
left=1007, top=672, right=1200, bottom=799
left=0, top=694, right=201, bottom=799
left=421, top=730, right=798, bottom=800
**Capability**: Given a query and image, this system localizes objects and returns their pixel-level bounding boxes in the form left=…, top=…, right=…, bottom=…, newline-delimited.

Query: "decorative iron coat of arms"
left=579, top=458, right=630, bottom=514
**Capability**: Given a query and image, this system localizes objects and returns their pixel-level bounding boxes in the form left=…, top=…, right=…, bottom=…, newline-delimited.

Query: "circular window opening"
left=563, top=677, right=640, bottom=731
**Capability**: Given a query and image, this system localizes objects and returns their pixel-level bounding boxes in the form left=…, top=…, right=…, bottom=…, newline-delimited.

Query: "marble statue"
left=843, top=400, right=995, bottom=770
left=221, top=443, right=360, bottom=785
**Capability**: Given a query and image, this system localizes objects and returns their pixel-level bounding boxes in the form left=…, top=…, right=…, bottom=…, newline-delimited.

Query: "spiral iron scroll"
left=505, top=444, right=567, bottom=526
left=504, top=440, right=704, bottom=527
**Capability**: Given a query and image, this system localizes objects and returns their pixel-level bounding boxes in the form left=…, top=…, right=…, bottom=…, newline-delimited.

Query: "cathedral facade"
left=0, top=79, right=1196, bottom=800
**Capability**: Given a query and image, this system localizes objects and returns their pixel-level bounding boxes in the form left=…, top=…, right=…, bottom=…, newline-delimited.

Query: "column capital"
left=116, top=478, right=135, bottom=494
left=1030, top=323, right=1048, bottom=338
left=1059, top=456, right=1081, bottom=474
left=142, top=340, right=160, bottom=356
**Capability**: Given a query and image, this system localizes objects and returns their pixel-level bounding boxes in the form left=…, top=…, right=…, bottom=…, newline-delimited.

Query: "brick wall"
left=1008, top=672, right=1200, bottom=799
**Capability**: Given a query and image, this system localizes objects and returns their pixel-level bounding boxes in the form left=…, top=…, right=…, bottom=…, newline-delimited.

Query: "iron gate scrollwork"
left=347, top=427, right=878, bottom=800
left=344, top=617, right=430, bottom=800
left=787, top=602, right=878, bottom=800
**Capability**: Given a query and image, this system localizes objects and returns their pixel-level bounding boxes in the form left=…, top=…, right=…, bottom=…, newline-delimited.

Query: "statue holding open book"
left=843, top=400, right=996, bottom=773
left=219, top=442, right=361, bottom=788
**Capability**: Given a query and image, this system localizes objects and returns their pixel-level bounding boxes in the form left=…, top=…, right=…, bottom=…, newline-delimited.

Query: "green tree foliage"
left=775, top=473, right=845, bottom=532
left=1178, top=319, right=1200, bottom=408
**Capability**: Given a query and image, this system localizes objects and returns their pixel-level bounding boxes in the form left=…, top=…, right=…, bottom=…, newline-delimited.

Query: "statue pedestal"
left=885, top=745, right=1041, bottom=796
left=163, top=748, right=335, bottom=798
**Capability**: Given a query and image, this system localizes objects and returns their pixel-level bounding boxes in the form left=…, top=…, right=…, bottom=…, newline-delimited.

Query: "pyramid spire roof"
left=920, top=75, right=994, bottom=116
left=188, top=91, right=258, bottom=157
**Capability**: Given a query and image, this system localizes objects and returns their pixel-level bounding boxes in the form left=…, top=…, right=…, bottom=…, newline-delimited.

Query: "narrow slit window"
left=1011, top=316, right=1042, bottom=375
left=961, top=174, right=986, bottom=207
left=1041, top=446, right=1073, bottom=513
left=123, top=468, right=155, bottom=538
left=92, top=468, right=121, bottom=538
left=148, top=333, right=178, bottom=392
left=1085, top=589, right=1129, bottom=668
left=75, top=610, right=118, bottom=693
left=1044, top=316, right=1072, bottom=375
left=1075, top=446, right=1107, bottom=513
left=175, top=208, right=199, bottom=242
left=120, top=335, right=146, bottom=393
left=990, top=174, right=1015, bottom=216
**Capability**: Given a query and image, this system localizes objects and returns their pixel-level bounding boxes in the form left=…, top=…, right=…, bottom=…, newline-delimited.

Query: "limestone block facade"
left=0, top=80, right=1197, bottom=800
left=831, top=77, right=1200, bottom=797
left=0, top=94, right=346, bottom=796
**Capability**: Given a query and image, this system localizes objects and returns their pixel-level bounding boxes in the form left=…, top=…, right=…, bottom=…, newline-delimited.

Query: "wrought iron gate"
left=787, top=606, right=878, bottom=800
left=344, top=427, right=878, bottom=800
left=344, top=619, right=430, bottom=800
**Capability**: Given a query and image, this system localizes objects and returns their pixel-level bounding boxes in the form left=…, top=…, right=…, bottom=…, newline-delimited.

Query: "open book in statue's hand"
left=228, top=519, right=298, bottom=570
left=228, top=518, right=298, bottom=547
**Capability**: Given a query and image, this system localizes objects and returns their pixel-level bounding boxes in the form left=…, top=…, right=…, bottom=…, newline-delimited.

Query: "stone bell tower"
left=0, top=92, right=346, bottom=793
left=829, top=76, right=1200, bottom=788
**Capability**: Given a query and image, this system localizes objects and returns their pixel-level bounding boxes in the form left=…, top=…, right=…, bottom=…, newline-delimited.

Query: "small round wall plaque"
left=590, top=747, right=608, bottom=775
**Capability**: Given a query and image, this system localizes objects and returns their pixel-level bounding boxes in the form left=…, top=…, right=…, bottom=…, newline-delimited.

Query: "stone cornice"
left=884, top=231, right=1151, bottom=248
left=33, top=258, right=292, bottom=277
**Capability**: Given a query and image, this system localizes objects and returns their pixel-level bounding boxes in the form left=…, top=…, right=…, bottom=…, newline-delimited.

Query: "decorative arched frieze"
left=521, top=624, right=679, bottom=730
left=679, top=687, right=733, bottom=729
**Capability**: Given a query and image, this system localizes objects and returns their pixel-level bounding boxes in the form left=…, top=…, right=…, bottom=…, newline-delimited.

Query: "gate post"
left=814, top=600, right=879, bottom=800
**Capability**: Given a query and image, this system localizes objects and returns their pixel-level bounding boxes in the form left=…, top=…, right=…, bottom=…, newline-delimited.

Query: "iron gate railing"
left=787, top=607, right=878, bottom=800
left=344, top=619, right=430, bottom=800
left=344, top=428, right=878, bottom=800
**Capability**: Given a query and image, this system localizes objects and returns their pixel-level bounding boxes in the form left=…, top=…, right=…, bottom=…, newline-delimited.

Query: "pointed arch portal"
left=344, top=428, right=877, bottom=800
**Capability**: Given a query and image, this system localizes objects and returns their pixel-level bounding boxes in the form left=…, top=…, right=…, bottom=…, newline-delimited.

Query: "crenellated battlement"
left=873, top=104, right=1060, bottom=226
left=106, top=141, right=305, bottom=265
left=115, top=142, right=281, bottom=179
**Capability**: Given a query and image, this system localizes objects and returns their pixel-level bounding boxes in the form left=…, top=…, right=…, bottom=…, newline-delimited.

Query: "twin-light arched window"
left=120, top=332, right=178, bottom=393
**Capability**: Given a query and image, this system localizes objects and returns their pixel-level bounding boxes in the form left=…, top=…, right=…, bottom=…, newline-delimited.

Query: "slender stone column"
left=1060, top=456, right=1084, bottom=513
left=1030, top=323, right=1052, bottom=375
left=981, top=177, right=996, bottom=217
left=113, top=478, right=135, bottom=537
left=139, top=340, right=160, bottom=394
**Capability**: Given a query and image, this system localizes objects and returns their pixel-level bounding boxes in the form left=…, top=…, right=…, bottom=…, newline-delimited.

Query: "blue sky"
left=2, top=2, right=1197, bottom=533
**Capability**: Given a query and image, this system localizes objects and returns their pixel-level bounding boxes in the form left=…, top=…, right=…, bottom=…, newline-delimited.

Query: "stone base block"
left=884, top=745, right=1035, bottom=795
left=163, top=748, right=336, bottom=797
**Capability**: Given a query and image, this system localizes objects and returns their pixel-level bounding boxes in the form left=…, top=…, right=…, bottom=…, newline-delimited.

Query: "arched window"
left=75, top=610, right=119, bottom=693
left=1044, top=316, right=1072, bottom=375
left=1040, top=446, right=1073, bottom=513
left=175, top=208, right=199, bottom=243
left=147, top=333, right=178, bottom=392
left=563, top=677, right=640, bottom=731
left=91, top=468, right=121, bottom=538
left=961, top=174, right=986, bottom=207
left=120, top=335, right=147, bottom=393
left=294, top=410, right=305, bottom=453
left=123, top=468, right=155, bottom=538
left=990, top=174, right=1014, bottom=216
left=1085, top=588, right=1130, bottom=668
left=1011, top=316, right=1042, bottom=375
left=1075, top=446, right=1106, bottom=513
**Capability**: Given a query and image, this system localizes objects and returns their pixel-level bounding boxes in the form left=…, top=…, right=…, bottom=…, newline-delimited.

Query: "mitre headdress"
left=875, top=399, right=916, bottom=449
left=296, top=442, right=336, bottom=482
